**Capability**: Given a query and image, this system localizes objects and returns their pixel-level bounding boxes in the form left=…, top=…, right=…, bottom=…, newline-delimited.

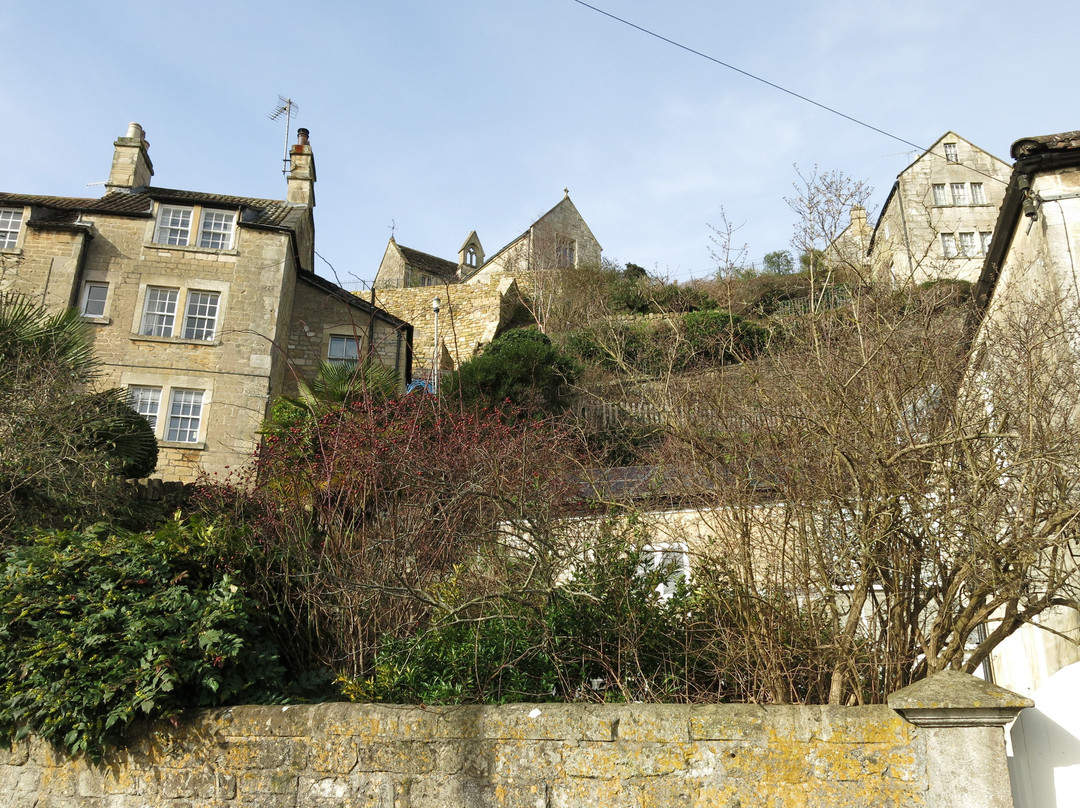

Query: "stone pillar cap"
left=888, top=669, right=1033, bottom=728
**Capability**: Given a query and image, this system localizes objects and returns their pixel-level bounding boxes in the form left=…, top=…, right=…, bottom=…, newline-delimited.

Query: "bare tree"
left=562, top=168, right=1080, bottom=705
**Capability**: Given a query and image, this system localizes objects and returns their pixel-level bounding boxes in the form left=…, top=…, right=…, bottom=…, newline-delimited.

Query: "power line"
left=571, top=1, right=924, bottom=153
left=570, top=1, right=1009, bottom=186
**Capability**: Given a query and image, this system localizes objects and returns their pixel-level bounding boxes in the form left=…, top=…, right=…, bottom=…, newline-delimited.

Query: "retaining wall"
left=0, top=671, right=1029, bottom=807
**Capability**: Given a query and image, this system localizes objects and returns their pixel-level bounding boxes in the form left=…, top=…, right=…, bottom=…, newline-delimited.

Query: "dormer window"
left=0, top=208, right=23, bottom=249
left=153, top=204, right=235, bottom=249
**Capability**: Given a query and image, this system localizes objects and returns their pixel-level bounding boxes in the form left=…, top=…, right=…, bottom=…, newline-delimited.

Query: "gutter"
left=970, top=148, right=1080, bottom=324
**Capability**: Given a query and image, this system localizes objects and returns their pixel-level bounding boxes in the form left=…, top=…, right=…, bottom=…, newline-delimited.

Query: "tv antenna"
left=268, top=95, right=299, bottom=176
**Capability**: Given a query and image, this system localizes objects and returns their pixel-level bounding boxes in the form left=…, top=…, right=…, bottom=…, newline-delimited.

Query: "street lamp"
left=432, top=297, right=441, bottom=395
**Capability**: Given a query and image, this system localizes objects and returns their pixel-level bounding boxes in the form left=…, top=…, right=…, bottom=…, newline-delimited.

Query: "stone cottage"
left=0, top=123, right=412, bottom=482
left=870, top=131, right=1012, bottom=284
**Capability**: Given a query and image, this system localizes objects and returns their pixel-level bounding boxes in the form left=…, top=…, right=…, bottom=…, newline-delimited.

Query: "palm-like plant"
left=265, top=359, right=401, bottom=442
left=0, top=293, right=158, bottom=540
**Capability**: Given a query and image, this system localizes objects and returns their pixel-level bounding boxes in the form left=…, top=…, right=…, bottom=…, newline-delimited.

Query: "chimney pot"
left=126, top=122, right=145, bottom=140
left=297, top=128, right=309, bottom=146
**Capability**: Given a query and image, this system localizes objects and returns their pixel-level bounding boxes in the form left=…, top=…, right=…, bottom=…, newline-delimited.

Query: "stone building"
left=372, top=193, right=601, bottom=377
left=0, top=123, right=412, bottom=483
left=967, top=129, right=1080, bottom=700
left=869, top=131, right=1011, bottom=284
left=824, top=205, right=873, bottom=277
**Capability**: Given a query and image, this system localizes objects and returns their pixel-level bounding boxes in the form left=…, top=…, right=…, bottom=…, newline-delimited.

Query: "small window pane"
left=950, top=183, right=968, bottom=205
left=959, top=232, right=976, bottom=257
left=141, top=287, right=178, bottom=336
left=198, top=209, right=234, bottom=250
left=932, top=184, right=947, bottom=206
left=980, top=231, right=993, bottom=253
left=81, top=282, right=109, bottom=318
left=183, top=290, right=220, bottom=340
left=166, top=389, right=203, bottom=443
left=328, top=335, right=360, bottom=364
left=971, top=183, right=986, bottom=204
left=154, top=206, right=192, bottom=246
left=128, top=386, right=161, bottom=432
left=0, top=208, right=23, bottom=249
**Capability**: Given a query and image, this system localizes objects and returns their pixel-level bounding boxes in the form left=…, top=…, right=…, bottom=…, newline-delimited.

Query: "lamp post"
left=432, top=296, right=441, bottom=395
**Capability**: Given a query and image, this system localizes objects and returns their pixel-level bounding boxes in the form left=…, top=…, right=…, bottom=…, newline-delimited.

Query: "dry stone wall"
left=0, top=674, right=1027, bottom=808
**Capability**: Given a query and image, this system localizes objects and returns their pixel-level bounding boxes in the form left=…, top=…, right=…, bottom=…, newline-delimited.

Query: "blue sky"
left=4, top=1, right=1076, bottom=288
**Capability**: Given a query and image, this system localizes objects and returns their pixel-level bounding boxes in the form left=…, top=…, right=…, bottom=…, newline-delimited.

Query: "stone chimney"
left=105, top=122, right=154, bottom=194
left=850, top=205, right=868, bottom=229
left=287, top=128, right=316, bottom=207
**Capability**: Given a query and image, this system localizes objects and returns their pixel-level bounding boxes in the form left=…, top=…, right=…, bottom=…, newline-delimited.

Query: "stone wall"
left=373, top=277, right=520, bottom=373
left=0, top=672, right=1029, bottom=808
left=285, top=280, right=411, bottom=395
left=873, top=133, right=1011, bottom=284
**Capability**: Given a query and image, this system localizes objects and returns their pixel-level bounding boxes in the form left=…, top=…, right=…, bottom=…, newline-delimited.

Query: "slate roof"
left=398, top=245, right=459, bottom=280
left=0, top=187, right=303, bottom=230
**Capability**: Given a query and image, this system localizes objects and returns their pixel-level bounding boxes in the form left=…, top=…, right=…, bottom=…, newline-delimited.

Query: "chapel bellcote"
left=458, top=231, right=484, bottom=272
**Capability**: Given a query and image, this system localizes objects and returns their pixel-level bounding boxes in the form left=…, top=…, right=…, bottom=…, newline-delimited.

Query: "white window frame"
left=166, top=388, right=204, bottom=444
left=124, top=375, right=212, bottom=448
left=0, top=207, right=23, bottom=249
left=971, top=183, right=986, bottom=204
left=958, top=232, right=977, bottom=258
left=328, top=334, right=361, bottom=365
left=136, top=284, right=224, bottom=341
left=950, top=183, right=968, bottom=205
left=941, top=233, right=958, bottom=258
left=197, top=209, right=235, bottom=249
left=640, top=543, right=691, bottom=602
left=943, top=142, right=958, bottom=162
left=154, top=205, right=193, bottom=245
left=931, top=184, right=947, bottom=206
left=140, top=286, right=179, bottom=336
left=80, top=281, right=110, bottom=319
left=127, top=386, right=162, bottom=432
left=153, top=204, right=236, bottom=250
left=182, top=290, right=220, bottom=341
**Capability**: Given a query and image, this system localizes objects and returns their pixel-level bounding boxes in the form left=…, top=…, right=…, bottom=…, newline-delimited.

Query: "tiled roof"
left=145, top=187, right=298, bottom=227
left=398, top=245, right=459, bottom=279
left=1012, top=131, right=1080, bottom=159
left=0, top=187, right=302, bottom=229
left=0, top=191, right=153, bottom=214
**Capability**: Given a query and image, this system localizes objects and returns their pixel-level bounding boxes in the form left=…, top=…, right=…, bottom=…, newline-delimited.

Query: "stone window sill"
left=159, top=441, right=207, bottom=451
left=146, top=243, right=239, bottom=258
left=130, top=334, right=221, bottom=347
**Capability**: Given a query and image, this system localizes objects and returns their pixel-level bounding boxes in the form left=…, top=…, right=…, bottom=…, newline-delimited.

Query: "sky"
left=4, top=1, right=1077, bottom=289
